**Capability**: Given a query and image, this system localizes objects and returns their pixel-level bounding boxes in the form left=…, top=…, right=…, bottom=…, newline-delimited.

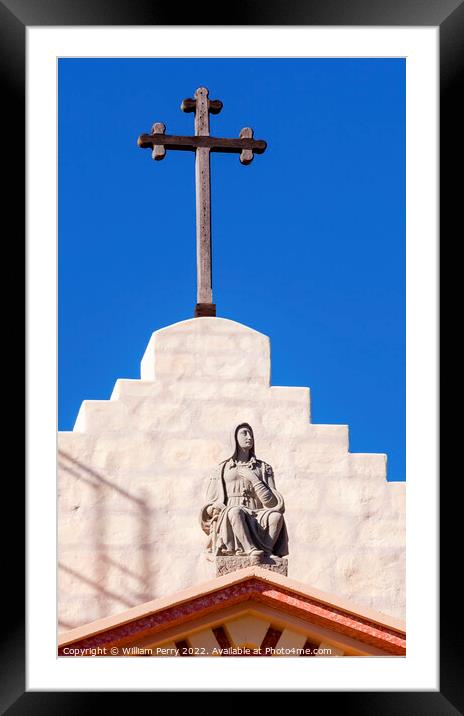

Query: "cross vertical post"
left=193, top=88, right=213, bottom=313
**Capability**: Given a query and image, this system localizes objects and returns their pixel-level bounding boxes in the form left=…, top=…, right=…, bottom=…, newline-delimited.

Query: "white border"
left=27, top=27, right=438, bottom=691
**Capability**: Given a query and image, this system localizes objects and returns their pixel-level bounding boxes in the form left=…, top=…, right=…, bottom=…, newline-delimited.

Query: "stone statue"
left=200, top=423, right=289, bottom=562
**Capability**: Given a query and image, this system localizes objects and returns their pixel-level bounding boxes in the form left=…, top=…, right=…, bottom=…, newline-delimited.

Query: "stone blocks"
left=140, top=317, right=270, bottom=385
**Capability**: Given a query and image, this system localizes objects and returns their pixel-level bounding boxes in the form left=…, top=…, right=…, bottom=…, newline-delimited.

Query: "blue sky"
left=58, top=58, right=405, bottom=481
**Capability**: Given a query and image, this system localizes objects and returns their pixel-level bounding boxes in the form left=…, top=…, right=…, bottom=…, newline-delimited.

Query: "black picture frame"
left=5, top=0, right=454, bottom=708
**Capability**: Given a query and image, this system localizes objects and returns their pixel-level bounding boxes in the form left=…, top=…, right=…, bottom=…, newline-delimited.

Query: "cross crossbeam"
left=137, top=86, right=267, bottom=317
left=137, top=131, right=267, bottom=157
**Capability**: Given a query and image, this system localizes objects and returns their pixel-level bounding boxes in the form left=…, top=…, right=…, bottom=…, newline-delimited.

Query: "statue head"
left=231, top=423, right=256, bottom=459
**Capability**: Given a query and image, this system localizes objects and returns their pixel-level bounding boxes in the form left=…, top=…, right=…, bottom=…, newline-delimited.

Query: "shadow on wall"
left=58, top=450, right=154, bottom=630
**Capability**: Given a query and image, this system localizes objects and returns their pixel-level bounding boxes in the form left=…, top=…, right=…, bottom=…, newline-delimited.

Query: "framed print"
left=54, top=50, right=410, bottom=665
left=5, top=0, right=455, bottom=707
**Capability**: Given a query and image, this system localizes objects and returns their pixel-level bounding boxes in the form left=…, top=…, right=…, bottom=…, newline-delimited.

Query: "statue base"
left=211, top=554, right=288, bottom=577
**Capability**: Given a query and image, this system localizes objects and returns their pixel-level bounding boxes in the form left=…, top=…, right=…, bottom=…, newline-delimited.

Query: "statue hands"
left=206, top=502, right=223, bottom=519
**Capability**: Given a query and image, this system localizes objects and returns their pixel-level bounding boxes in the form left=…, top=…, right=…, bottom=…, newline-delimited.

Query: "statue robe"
left=200, top=456, right=289, bottom=557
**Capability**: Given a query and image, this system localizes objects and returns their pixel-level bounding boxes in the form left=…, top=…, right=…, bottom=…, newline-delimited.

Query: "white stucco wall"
left=58, top=317, right=405, bottom=630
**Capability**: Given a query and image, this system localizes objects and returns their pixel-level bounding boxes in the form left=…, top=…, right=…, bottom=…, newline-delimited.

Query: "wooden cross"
left=138, top=86, right=267, bottom=317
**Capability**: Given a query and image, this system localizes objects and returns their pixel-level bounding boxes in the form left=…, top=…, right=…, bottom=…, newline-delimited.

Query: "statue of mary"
left=200, top=423, right=289, bottom=561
